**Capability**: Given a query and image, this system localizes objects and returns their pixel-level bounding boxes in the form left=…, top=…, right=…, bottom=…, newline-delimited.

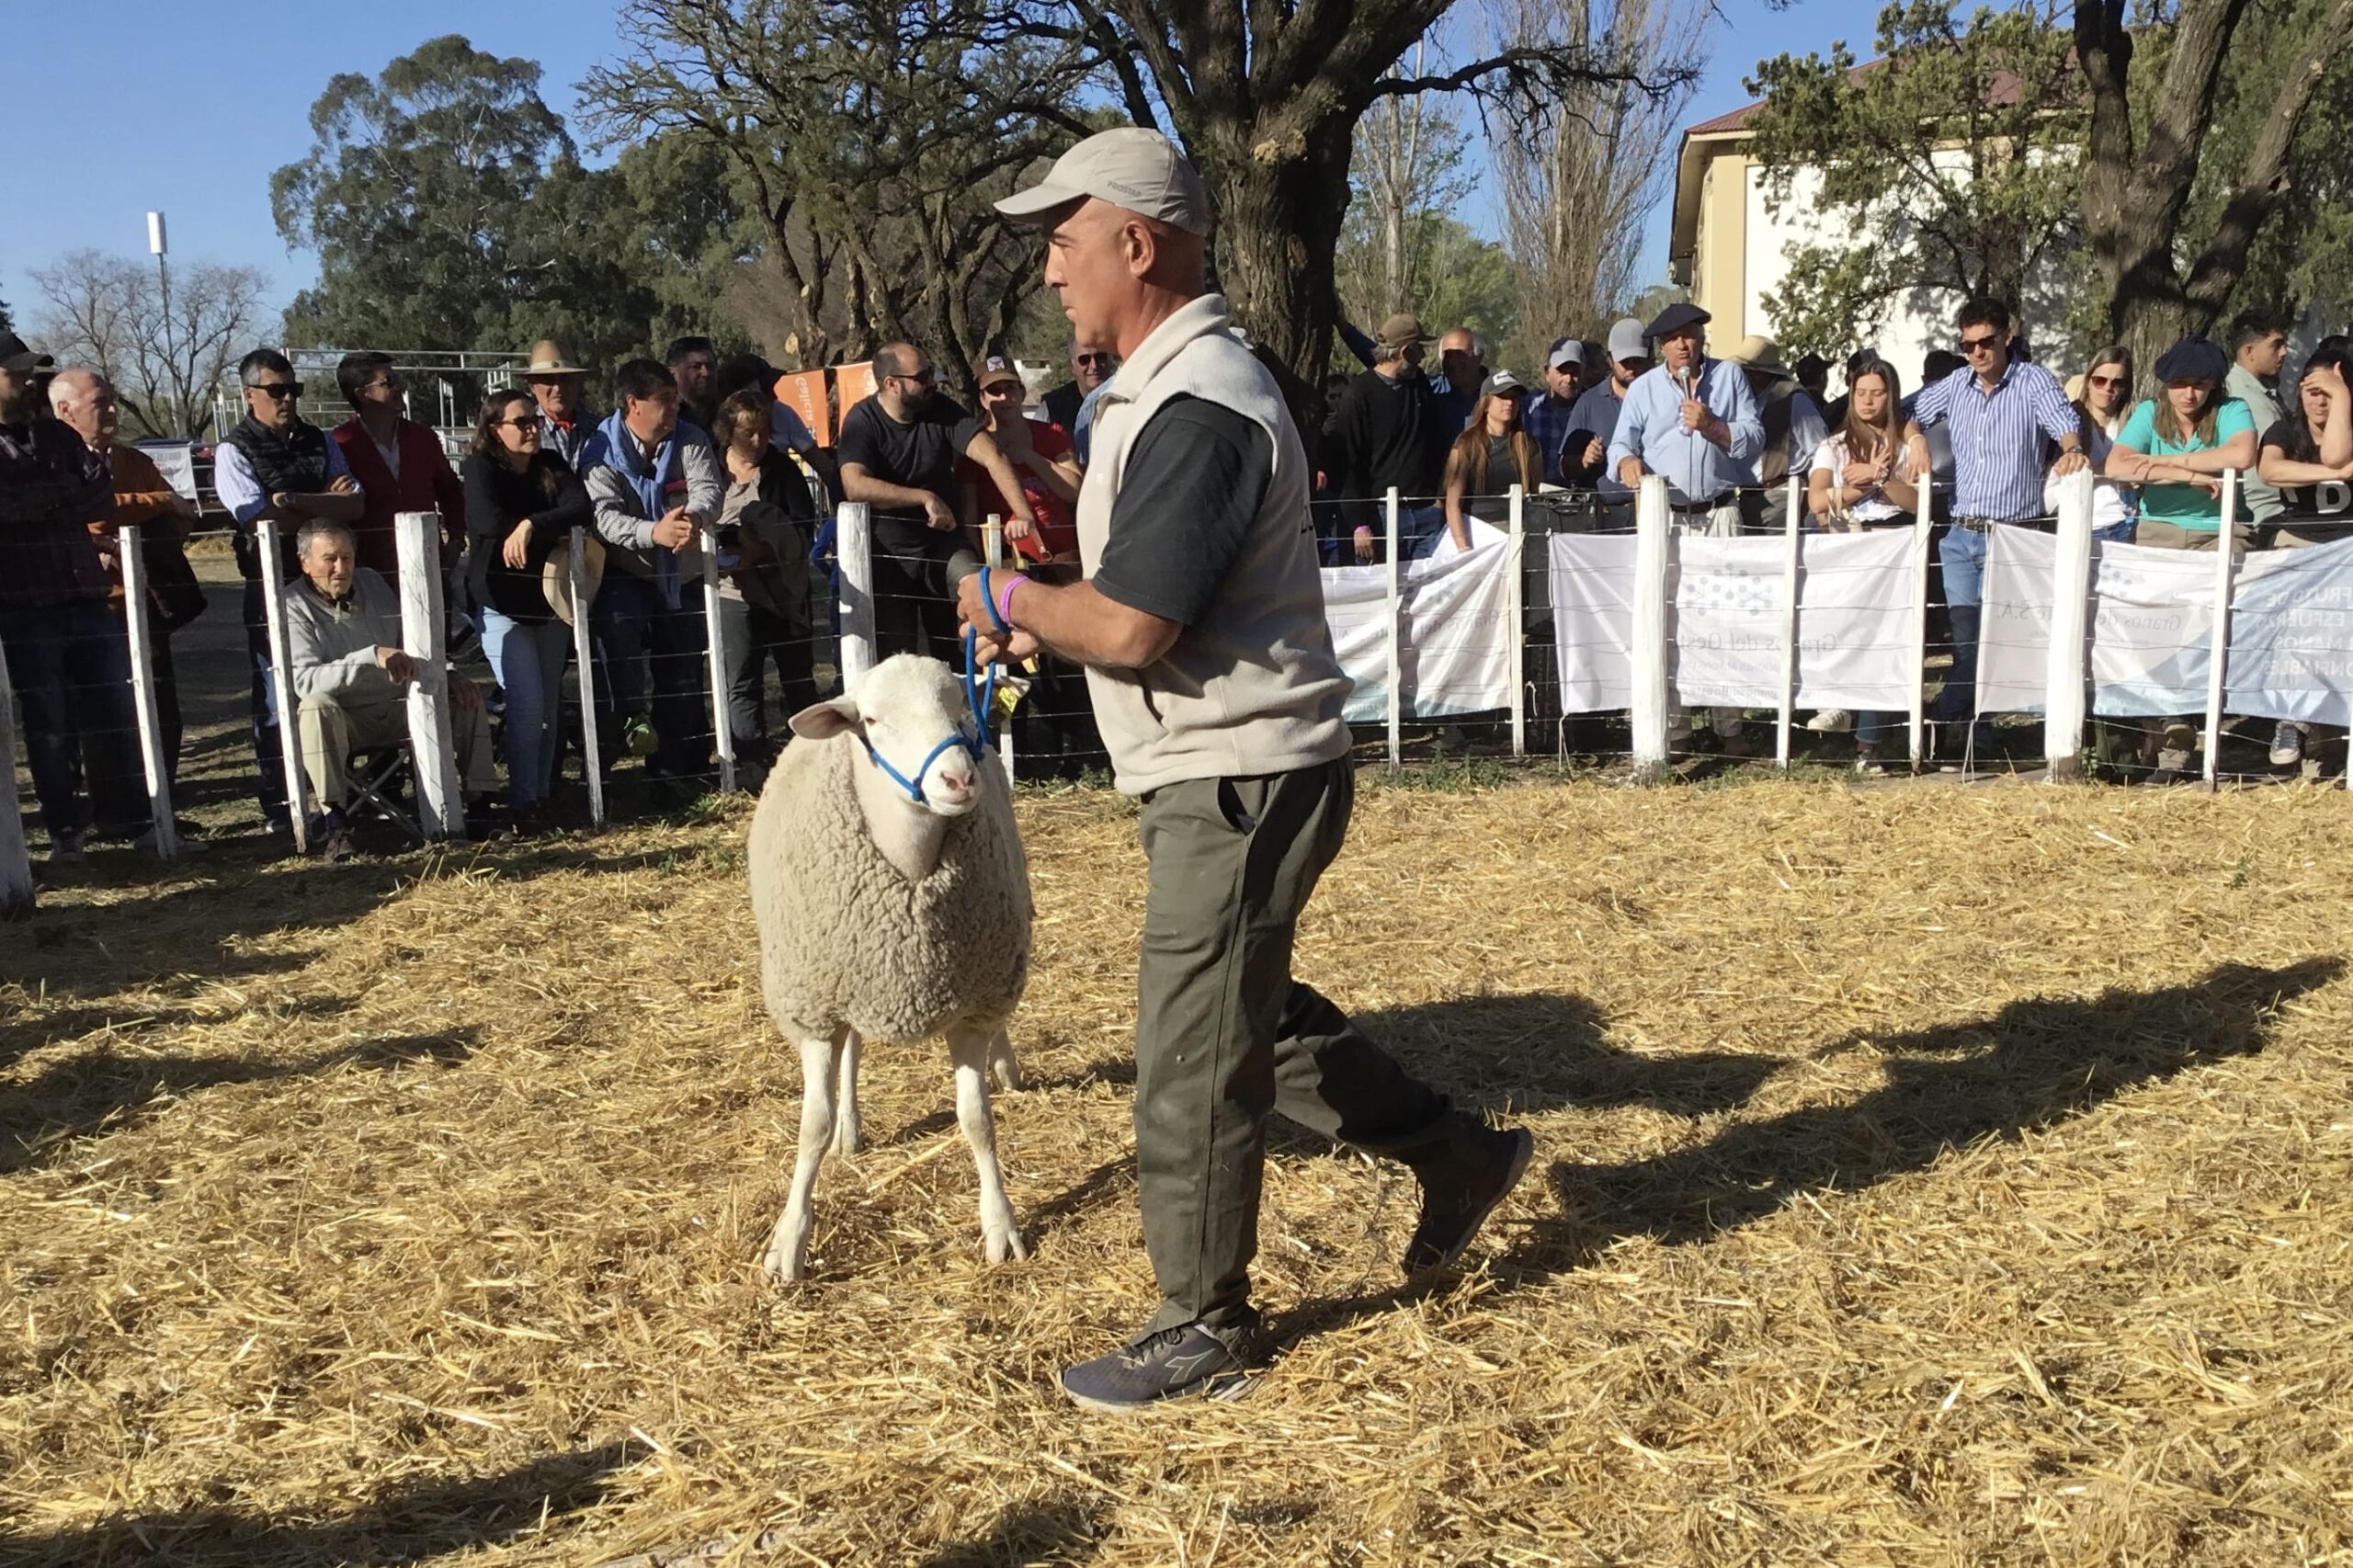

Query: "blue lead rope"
left=859, top=626, right=1000, bottom=806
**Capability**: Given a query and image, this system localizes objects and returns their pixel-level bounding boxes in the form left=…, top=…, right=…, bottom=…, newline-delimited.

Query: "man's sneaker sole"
left=1412, top=1128, right=1535, bottom=1281
left=1059, top=1369, right=1256, bottom=1415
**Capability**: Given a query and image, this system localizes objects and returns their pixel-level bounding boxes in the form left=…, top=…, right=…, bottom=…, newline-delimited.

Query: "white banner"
left=1550, top=528, right=1915, bottom=713
left=139, top=440, right=199, bottom=504
left=1980, top=526, right=2220, bottom=718
left=2224, top=535, right=2353, bottom=726
left=1324, top=521, right=1516, bottom=723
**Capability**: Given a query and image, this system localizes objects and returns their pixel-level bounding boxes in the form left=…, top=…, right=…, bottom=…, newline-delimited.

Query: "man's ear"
left=789, top=693, right=863, bottom=740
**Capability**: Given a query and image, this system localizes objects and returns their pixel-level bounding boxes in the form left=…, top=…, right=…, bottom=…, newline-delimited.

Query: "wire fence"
left=7, top=466, right=2352, bottom=910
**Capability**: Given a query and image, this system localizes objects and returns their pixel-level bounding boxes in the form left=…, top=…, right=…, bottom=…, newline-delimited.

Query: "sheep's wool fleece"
left=749, top=732, right=1032, bottom=1044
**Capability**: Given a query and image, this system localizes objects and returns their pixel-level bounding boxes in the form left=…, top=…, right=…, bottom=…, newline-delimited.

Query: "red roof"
left=1683, top=56, right=2030, bottom=139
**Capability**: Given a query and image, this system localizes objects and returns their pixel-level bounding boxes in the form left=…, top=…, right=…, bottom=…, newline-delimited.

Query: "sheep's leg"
left=763, top=1028, right=845, bottom=1284
left=830, top=1030, right=867, bottom=1156
left=949, top=1022, right=1028, bottom=1266
left=987, top=1026, right=1022, bottom=1093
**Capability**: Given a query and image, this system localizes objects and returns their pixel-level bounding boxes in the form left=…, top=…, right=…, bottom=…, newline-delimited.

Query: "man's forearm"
left=1001, top=577, right=1175, bottom=669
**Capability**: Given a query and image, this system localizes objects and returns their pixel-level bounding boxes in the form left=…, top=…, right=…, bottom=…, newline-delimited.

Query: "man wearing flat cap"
left=1607, top=301, right=1766, bottom=751
left=957, top=125, right=1530, bottom=1414
left=1324, top=310, right=1451, bottom=561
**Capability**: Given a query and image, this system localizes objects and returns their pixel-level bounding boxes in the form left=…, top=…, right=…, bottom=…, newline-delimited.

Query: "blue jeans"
left=1931, top=526, right=1988, bottom=727
left=0, top=598, right=142, bottom=840
left=482, top=609, right=571, bottom=806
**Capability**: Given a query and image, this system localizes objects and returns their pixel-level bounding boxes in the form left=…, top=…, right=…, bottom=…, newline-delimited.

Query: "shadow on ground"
left=0, top=1440, right=628, bottom=1567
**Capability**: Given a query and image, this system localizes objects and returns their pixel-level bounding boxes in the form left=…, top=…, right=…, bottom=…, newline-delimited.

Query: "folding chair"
left=344, top=745, right=426, bottom=846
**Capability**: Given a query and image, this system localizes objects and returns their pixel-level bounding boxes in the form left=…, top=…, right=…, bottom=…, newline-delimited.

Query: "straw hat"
left=523, top=338, right=588, bottom=377
left=1725, top=335, right=1793, bottom=380
left=542, top=532, right=607, bottom=627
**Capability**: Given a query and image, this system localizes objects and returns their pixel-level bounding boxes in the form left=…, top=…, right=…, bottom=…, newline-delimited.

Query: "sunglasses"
left=248, top=381, right=303, bottom=399
left=2087, top=374, right=2124, bottom=389
left=1959, top=334, right=2002, bottom=353
left=1074, top=353, right=1112, bottom=367
left=502, top=415, right=543, bottom=429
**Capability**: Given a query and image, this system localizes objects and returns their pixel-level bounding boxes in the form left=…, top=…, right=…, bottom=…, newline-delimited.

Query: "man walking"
left=967, top=126, right=1531, bottom=1413
left=1608, top=302, right=1765, bottom=753
left=1904, top=298, right=2087, bottom=760
left=214, top=348, right=367, bottom=835
left=0, top=335, right=145, bottom=859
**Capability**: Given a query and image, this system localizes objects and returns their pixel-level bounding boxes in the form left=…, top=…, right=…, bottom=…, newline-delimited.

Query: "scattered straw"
left=4, top=776, right=2352, bottom=1564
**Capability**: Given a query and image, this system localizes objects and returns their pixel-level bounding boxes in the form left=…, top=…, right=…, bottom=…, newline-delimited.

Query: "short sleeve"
left=835, top=404, right=882, bottom=472
left=1809, top=438, right=1841, bottom=476
left=2216, top=400, right=2256, bottom=441
left=2261, top=417, right=2304, bottom=458
left=2117, top=400, right=2158, bottom=451
left=1092, top=398, right=1273, bottom=629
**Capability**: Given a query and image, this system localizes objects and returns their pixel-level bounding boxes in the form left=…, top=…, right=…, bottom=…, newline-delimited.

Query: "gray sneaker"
left=2270, top=722, right=2304, bottom=767
left=1060, top=1314, right=1263, bottom=1414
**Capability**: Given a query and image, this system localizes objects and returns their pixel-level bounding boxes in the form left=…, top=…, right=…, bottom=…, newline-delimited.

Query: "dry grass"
left=4, top=773, right=2352, bottom=1566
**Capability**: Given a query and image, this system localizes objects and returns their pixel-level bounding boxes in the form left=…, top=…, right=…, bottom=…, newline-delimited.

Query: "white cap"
left=996, top=128, right=1213, bottom=237
left=1547, top=337, right=1585, bottom=370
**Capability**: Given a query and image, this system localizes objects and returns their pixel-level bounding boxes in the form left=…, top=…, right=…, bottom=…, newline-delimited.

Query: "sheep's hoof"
left=983, top=1226, right=1029, bottom=1266
left=830, top=1123, right=867, bottom=1157
left=762, top=1218, right=812, bottom=1284
left=990, top=1054, right=1023, bottom=1094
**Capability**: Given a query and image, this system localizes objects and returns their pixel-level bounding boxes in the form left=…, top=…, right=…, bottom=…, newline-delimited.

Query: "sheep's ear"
left=789, top=694, right=863, bottom=740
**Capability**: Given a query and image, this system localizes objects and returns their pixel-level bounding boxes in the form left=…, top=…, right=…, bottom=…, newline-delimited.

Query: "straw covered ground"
left=4, top=772, right=2352, bottom=1566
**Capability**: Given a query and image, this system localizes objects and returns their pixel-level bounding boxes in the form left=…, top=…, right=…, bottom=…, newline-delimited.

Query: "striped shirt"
left=1910, top=359, right=2078, bottom=520
left=1520, top=391, right=1576, bottom=487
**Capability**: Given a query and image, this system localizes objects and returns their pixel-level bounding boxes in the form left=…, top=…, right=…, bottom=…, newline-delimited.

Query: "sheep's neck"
left=851, top=748, right=950, bottom=881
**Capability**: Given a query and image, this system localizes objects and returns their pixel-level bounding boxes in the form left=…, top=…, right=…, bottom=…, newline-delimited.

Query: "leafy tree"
left=1336, top=208, right=1518, bottom=363
left=31, top=250, right=270, bottom=438
left=1346, top=51, right=1479, bottom=323
left=1745, top=0, right=2084, bottom=358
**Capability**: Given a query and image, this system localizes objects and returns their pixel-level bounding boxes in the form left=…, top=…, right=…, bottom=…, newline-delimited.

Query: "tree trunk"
left=1197, top=121, right=1357, bottom=437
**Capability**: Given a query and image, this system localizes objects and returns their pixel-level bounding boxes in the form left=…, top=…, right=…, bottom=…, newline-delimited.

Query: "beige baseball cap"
left=995, top=127, right=1212, bottom=236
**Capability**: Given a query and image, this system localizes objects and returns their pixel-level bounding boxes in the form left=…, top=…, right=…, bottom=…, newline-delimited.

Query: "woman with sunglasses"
left=2106, top=336, right=2257, bottom=782
left=2050, top=347, right=2139, bottom=545
left=462, top=389, right=591, bottom=832
left=1438, top=371, right=1540, bottom=555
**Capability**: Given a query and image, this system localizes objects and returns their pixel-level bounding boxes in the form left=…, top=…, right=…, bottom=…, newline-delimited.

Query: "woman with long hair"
left=461, top=387, right=593, bottom=831
left=2106, top=336, right=2258, bottom=782
left=1803, top=357, right=1919, bottom=772
left=711, top=387, right=822, bottom=774
left=1438, top=372, right=1541, bottom=554
left=2050, top=345, right=2139, bottom=544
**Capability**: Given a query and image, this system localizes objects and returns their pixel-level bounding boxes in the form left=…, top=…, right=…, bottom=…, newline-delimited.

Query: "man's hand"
left=502, top=518, right=534, bottom=569
left=975, top=627, right=1040, bottom=665
left=1906, top=435, right=1932, bottom=475
left=955, top=568, right=996, bottom=635
left=2052, top=449, right=2089, bottom=479
left=922, top=493, right=958, bottom=532
left=1679, top=397, right=1710, bottom=435
left=1353, top=524, right=1375, bottom=563
left=376, top=646, right=415, bottom=683
left=328, top=473, right=359, bottom=495
left=1617, top=456, right=1646, bottom=489
left=1582, top=437, right=1606, bottom=470
left=1006, top=513, right=1035, bottom=543
left=651, top=508, right=695, bottom=551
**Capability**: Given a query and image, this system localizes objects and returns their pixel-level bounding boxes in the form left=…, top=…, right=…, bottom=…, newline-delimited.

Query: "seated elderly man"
left=283, top=520, right=495, bottom=860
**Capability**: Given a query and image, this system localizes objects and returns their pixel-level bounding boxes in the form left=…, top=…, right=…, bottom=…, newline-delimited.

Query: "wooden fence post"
left=2045, top=468, right=2097, bottom=779
left=701, top=527, right=735, bottom=794
left=1385, top=486, right=1404, bottom=767
left=1507, top=483, right=1528, bottom=759
left=2200, top=470, right=2242, bottom=791
left=836, top=502, right=875, bottom=690
left=1776, top=472, right=1802, bottom=769
left=396, top=511, right=465, bottom=839
left=115, top=524, right=179, bottom=858
left=257, top=519, right=311, bottom=854
left=1631, top=475, right=1672, bottom=781
left=569, top=528, right=605, bottom=828
left=1908, top=479, right=1934, bottom=773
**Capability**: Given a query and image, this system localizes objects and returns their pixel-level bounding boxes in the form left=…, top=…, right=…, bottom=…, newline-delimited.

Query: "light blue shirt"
left=1605, top=358, right=1764, bottom=506
left=212, top=435, right=357, bottom=525
left=1072, top=380, right=1109, bottom=465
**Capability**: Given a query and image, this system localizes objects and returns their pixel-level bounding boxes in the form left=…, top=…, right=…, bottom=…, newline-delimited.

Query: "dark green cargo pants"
left=1133, top=757, right=1459, bottom=1335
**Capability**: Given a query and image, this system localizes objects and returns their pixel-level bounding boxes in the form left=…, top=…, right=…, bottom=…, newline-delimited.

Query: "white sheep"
left=748, top=653, right=1033, bottom=1283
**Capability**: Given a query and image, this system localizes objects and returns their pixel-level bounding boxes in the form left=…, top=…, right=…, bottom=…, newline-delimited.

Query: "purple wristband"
left=995, top=572, right=1028, bottom=630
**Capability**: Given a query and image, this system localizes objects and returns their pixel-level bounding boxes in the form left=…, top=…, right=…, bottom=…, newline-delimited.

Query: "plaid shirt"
left=1521, top=392, right=1577, bottom=487
left=0, top=416, right=112, bottom=610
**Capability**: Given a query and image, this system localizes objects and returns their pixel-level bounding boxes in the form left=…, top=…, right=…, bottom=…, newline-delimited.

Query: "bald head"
left=48, top=368, right=117, bottom=449
left=1042, top=198, right=1208, bottom=359
left=873, top=340, right=941, bottom=418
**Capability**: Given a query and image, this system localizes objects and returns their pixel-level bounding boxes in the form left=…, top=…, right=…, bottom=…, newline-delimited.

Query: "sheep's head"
left=790, top=654, right=987, bottom=816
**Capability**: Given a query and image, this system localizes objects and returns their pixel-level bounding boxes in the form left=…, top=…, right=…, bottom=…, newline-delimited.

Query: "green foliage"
left=1744, top=0, right=2083, bottom=356
left=1335, top=206, right=1519, bottom=368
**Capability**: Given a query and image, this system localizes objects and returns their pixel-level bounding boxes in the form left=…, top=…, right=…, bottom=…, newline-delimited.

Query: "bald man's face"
left=51, top=373, right=119, bottom=449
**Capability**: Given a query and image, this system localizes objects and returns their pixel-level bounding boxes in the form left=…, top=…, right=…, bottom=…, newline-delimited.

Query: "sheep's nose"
left=934, top=767, right=977, bottom=801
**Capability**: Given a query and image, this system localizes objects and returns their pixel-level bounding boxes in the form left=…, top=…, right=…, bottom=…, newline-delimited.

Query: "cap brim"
left=2, top=357, right=55, bottom=374
left=995, top=182, right=1088, bottom=223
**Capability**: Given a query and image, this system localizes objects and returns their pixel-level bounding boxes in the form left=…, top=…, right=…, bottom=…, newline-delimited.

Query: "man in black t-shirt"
left=836, top=342, right=1034, bottom=656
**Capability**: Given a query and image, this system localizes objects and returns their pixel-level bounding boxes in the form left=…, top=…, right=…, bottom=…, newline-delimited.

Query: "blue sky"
left=2, top=0, right=1882, bottom=337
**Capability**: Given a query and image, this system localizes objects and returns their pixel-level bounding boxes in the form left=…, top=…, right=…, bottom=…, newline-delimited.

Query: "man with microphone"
left=1606, top=301, right=1764, bottom=754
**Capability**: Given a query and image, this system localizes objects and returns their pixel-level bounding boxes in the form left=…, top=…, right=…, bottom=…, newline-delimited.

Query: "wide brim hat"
left=1726, top=335, right=1792, bottom=380
left=542, top=531, right=607, bottom=628
left=523, top=338, right=588, bottom=377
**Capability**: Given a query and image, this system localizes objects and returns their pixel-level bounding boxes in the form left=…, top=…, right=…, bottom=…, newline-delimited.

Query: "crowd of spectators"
left=6, top=288, right=2352, bottom=865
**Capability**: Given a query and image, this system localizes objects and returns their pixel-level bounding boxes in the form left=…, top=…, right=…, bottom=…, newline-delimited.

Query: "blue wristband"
left=976, top=565, right=1011, bottom=634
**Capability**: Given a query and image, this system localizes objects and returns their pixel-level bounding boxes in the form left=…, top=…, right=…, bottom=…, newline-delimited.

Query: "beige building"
left=1667, top=83, right=1962, bottom=389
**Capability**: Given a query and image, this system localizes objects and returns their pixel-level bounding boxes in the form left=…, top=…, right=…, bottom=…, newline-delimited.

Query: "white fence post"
left=569, top=527, right=605, bottom=828
left=2200, top=470, right=2242, bottom=791
left=1385, top=486, right=1403, bottom=767
left=1507, top=483, right=1528, bottom=759
left=1776, top=472, right=1802, bottom=769
left=115, top=525, right=179, bottom=859
left=836, top=501, right=875, bottom=690
left=701, top=526, right=735, bottom=794
left=396, top=511, right=465, bottom=839
left=1631, top=474, right=1671, bottom=781
left=2046, top=468, right=2097, bottom=780
left=257, top=520, right=311, bottom=854
left=1908, top=479, right=1934, bottom=772
left=0, top=641, right=33, bottom=918
left=983, top=515, right=1015, bottom=786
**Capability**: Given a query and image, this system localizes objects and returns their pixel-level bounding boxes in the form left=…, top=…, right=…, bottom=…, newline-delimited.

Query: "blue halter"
left=859, top=627, right=1000, bottom=806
